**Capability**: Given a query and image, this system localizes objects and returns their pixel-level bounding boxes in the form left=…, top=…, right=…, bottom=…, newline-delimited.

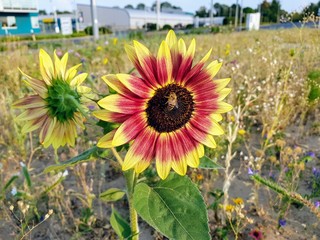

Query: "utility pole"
left=239, top=0, right=243, bottom=31
left=157, top=0, right=160, bottom=30
left=90, top=0, right=99, bottom=40
left=210, top=0, right=213, bottom=26
left=235, top=0, right=239, bottom=30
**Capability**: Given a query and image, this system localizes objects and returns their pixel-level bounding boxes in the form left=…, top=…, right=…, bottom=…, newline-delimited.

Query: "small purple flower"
left=279, top=219, right=286, bottom=227
left=315, top=201, right=320, bottom=208
left=88, top=105, right=95, bottom=110
left=248, top=168, right=254, bottom=176
left=80, top=58, right=86, bottom=63
left=307, top=152, right=316, bottom=158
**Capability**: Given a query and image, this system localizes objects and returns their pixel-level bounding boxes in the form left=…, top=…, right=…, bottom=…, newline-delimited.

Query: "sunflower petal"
left=215, top=78, right=231, bottom=92
left=39, top=49, right=54, bottom=85
left=98, top=94, right=145, bottom=114
left=70, top=73, right=88, bottom=87
left=97, top=129, right=117, bottom=148
left=207, top=60, right=222, bottom=79
left=215, top=102, right=233, bottom=113
left=123, top=127, right=158, bottom=171
left=116, top=73, right=154, bottom=98
left=165, top=30, right=177, bottom=48
left=157, top=41, right=172, bottom=86
left=155, top=133, right=173, bottom=180
left=112, top=113, right=147, bottom=147
left=93, top=109, right=130, bottom=123
left=12, top=96, right=45, bottom=109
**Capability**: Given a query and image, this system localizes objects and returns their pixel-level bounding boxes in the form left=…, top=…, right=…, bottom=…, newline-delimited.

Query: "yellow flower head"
left=12, top=49, right=90, bottom=149
left=232, top=197, right=244, bottom=206
left=225, top=204, right=235, bottom=212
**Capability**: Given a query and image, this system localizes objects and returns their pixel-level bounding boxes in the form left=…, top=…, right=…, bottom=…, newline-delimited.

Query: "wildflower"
left=196, top=173, right=204, bottom=181
left=232, top=197, right=244, bottom=206
left=96, top=46, right=102, bottom=51
left=307, top=151, right=316, bottom=158
left=279, top=218, right=286, bottom=227
left=94, top=30, right=232, bottom=179
left=103, top=57, right=109, bottom=65
left=249, top=229, right=263, bottom=240
left=238, top=129, right=246, bottom=135
left=225, top=204, right=235, bottom=212
left=113, top=38, right=118, bottom=45
left=12, top=49, right=90, bottom=149
left=248, top=168, right=254, bottom=176
left=314, top=201, right=320, bottom=208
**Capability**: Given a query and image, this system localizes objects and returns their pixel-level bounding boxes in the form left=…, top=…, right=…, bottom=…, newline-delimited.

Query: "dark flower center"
left=46, top=79, right=81, bottom=122
left=146, top=84, right=194, bottom=132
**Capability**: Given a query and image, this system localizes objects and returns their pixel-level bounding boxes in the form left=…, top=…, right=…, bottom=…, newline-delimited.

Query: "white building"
left=77, top=4, right=194, bottom=31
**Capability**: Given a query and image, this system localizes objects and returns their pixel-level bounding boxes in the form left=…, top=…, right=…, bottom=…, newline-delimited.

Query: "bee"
left=165, top=92, right=178, bottom=111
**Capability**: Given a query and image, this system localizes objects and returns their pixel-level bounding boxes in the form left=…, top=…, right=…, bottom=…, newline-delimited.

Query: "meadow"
left=0, top=27, right=319, bottom=239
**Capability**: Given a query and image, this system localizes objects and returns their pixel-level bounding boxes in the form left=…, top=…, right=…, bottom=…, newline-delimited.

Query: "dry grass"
left=0, top=28, right=319, bottom=239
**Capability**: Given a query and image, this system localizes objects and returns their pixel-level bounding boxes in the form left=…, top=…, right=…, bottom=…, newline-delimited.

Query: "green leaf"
left=3, top=175, right=19, bottom=191
left=44, top=146, right=98, bottom=173
left=133, top=173, right=210, bottom=240
left=110, top=206, right=131, bottom=239
left=22, top=165, right=32, bottom=189
left=199, top=156, right=224, bottom=169
left=99, top=188, right=126, bottom=203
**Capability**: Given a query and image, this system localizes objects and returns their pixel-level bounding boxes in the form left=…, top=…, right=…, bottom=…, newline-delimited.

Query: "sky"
left=39, top=0, right=315, bottom=14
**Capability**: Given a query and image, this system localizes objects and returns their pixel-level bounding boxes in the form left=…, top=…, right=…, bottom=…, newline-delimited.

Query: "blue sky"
left=39, top=0, right=314, bottom=14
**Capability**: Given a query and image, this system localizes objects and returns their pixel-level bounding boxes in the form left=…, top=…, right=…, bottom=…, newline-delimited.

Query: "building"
left=0, top=0, right=40, bottom=36
left=77, top=4, right=194, bottom=31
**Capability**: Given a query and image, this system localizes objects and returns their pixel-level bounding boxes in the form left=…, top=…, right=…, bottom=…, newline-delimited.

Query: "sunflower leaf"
left=99, top=188, right=126, bottom=202
left=43, top=146, right=98, bottom=173
left=199, top=155, right=224, bottom=169
left=133, top=173, right=210, bottom=240
left=110, top=206, right=131, bottom=240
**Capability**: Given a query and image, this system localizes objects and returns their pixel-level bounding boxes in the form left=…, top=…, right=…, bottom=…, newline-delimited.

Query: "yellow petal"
left=207, top=60, right=222, bottom=79
left=171, top=158, right=187, bottom=176
left=97, top=129, right=117, bottom=148
left=210, top=121, right=225, bottom=135
left=211, top=113, right=223, bottom=122
left=200, top=48, right=212, bottom=64
left=215, top=102, right=233, bottom=113
left=156, top=159, right=171, bottom=180
left=39, top=49, right=54, bottom=85
left=65, top=63, right=82, bottom=82
left=165, top=30, right=177, bottom=48
left=186, top=38, right=196, bottom=58
left=70, top=73, right=88, bottom=87
left=218, top=88, right=232, bottom=101
left=215, top=78, right=231, bottom=92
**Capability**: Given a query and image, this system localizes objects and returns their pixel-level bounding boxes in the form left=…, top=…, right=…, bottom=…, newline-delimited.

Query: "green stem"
left=124, top=170, right=139, bottom=239
left=111, top=147, right=139, bottom=239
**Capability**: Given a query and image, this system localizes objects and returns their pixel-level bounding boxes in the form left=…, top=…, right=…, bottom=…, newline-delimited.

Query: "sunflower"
left=94, top=30, right=232, bottom=179
left=12, top=49, right=90, bottom=149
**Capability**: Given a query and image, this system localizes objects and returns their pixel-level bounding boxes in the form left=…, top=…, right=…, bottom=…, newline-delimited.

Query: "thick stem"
left=124, top=169, right=139, bottom=239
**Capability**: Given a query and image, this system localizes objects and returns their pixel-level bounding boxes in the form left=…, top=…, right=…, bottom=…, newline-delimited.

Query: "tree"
left=195, top=6, right=208, bottom=17
left=136, top=3, right=145, bottom=10
left=243, top=7, right=255, bottom=14
left=124, top=4, right=134, bottom=9
left=39, top=9, right=47, bottom=15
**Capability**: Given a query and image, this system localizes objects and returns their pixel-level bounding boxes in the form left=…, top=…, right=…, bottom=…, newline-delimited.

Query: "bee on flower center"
left=165, top=92, right=178, bottom=111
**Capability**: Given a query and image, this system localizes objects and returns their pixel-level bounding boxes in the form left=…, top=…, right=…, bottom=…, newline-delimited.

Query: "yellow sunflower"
left=13, top=49, right=90, bottom=149
left=94, top=30, right=232, bottom=179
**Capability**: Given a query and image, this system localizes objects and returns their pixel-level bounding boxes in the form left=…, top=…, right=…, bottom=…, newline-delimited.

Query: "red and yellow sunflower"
left=94, top=30, right=232, bottom=179
left=13, top=49, right=90, bottom=149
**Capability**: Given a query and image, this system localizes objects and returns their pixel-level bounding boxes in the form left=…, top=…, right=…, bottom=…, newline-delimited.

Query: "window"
left=0, top=16, right=17, bottom=28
